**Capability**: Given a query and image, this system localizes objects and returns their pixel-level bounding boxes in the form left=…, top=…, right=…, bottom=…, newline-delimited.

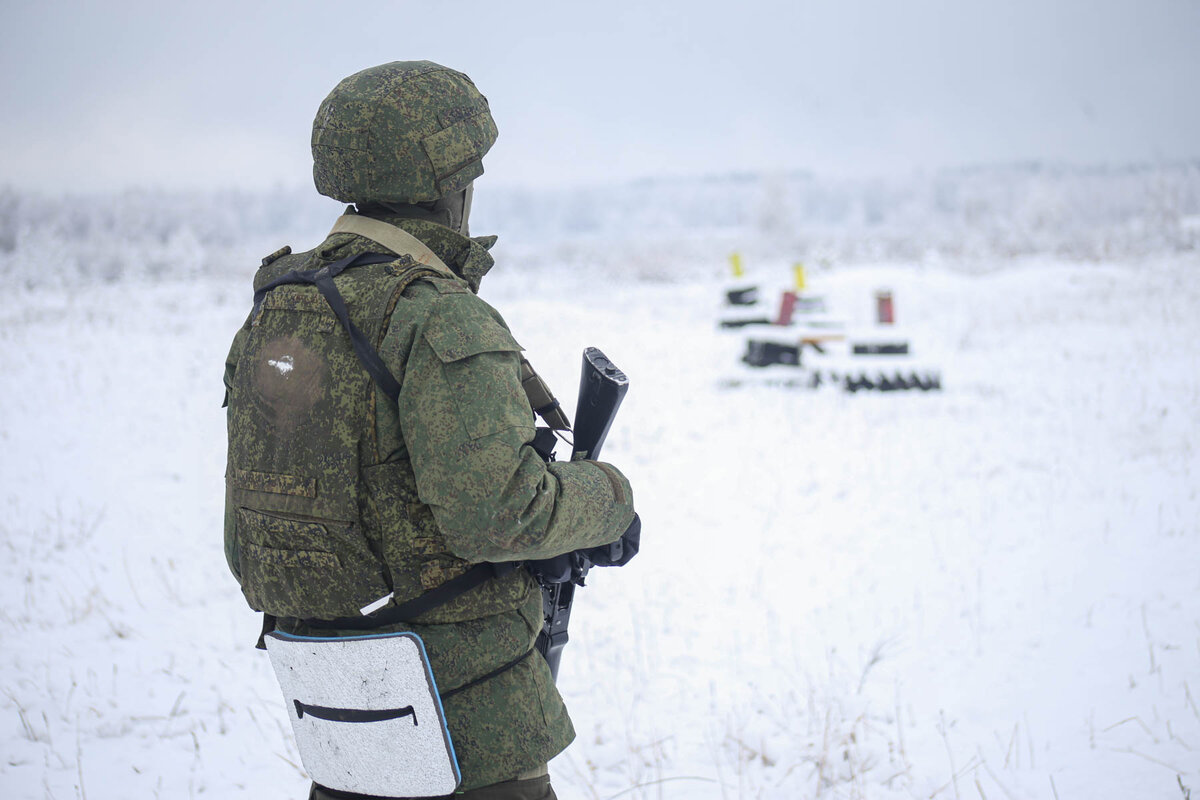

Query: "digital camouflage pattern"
left=312, top=61, right=499, bottom=206
left=224, top=211, right=635, bottom=791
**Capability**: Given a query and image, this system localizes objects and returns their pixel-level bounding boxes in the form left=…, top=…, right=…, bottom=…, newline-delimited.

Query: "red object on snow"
left=875, top=290, right=894, bottom=324
left=775, top=291, right=797, bottom=326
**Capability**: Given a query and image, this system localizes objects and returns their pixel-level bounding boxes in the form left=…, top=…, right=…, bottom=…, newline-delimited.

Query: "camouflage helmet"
left=311, top=61, right=498, bottom=205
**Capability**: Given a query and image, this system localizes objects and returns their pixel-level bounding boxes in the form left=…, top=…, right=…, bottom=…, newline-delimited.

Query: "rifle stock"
left=534, top=347, right=629, bottom=680
left=570, top=347, right=628, bottom=462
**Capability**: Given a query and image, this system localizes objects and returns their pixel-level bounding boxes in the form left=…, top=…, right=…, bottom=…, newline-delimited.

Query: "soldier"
left=223, top=61, right=638, bottom=800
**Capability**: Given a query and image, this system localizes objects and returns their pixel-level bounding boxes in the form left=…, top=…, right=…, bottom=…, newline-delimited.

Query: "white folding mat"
left=264, top=630, right=460, bottom=798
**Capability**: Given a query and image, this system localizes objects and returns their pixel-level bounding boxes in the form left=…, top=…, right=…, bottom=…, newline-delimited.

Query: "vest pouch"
left=264, top=630, right=461, bottom=797
left=236, top=508, right=391, bottom=619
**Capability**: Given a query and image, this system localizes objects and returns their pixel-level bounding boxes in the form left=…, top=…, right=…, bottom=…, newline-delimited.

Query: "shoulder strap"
left=253, top=251, right=404, bottom=401
left=520, top=357, right=571, bottom=431
left=329, top=213, right=461, bottom=283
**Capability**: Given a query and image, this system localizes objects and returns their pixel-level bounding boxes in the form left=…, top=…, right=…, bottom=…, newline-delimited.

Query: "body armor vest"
left=226, top=246, right=466, bottom=620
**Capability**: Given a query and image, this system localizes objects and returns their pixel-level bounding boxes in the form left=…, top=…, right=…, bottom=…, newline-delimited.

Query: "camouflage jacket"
left=223, top=211, right=635, bottom=790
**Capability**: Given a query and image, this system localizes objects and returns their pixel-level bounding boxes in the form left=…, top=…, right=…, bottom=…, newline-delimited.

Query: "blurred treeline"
left=2, top=161, right=1197, bottom=290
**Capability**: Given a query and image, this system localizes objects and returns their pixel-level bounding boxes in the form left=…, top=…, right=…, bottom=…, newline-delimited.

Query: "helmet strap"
left=458, top=184, right=473, bottom=237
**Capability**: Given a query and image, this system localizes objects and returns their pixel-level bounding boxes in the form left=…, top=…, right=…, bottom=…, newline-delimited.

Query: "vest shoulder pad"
left=430, top=275, right=471, bottom=295
left=260, top=245, right=292, bottom=266
left=422, top=290, right=521, bottom=363
left=382, top=253, right=418, bottom=273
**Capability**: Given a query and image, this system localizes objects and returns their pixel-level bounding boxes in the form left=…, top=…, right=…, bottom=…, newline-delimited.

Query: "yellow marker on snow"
left=729, top=252, right=745, bottom=279
left=793, top=262, right=806, bottom=292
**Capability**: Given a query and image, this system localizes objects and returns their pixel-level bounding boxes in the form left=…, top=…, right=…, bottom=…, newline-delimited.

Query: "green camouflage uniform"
left=224, top=210, right=635, bottom=793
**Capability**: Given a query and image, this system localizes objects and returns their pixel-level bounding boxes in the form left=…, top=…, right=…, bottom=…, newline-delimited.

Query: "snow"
left=1, top=175, right=1198, bottom=799
left=267, top=356, right=295, bottom=376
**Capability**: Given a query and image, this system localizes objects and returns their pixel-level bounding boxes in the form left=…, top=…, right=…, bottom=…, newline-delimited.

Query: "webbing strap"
left=520, top=357, right=571, bottom=431
left=253, top=251, right=403, bottom=401
left=329, top=213, right=460, bottom=282
left=303, top=561, right=519, bottom=631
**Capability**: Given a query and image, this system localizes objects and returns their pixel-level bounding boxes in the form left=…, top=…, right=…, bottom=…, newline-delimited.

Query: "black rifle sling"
left=254, top=249, right=514, bottom=629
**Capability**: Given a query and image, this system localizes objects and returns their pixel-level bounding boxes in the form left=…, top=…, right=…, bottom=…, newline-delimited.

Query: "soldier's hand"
left=581, top=513, right=640, bottom=568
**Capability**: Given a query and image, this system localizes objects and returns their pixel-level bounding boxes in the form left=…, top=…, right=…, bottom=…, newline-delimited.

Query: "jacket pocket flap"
left=424, top=319, right=522, bottom=363
left=240, top=541, right=340, bottom=569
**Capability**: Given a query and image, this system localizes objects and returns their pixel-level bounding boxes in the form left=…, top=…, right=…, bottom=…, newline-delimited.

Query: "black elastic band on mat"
left=294, top=700, right=417, bottom=726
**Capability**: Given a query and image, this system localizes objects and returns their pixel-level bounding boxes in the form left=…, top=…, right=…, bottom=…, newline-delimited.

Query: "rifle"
left=532, top=347, right=629, bottom=680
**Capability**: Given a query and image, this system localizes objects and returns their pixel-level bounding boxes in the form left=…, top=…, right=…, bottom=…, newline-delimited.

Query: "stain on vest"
left=251, top=334, right=328, bottom=431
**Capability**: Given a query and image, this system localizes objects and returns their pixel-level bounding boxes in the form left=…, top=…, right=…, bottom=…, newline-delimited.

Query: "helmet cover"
left=312, top=61, right=498, bottom=205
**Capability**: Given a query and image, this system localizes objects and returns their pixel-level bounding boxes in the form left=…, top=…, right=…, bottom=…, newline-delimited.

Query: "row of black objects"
left=742, top=339, right=911, bottom=368
left=740, top=341, right=940, bottom=392
left=841, top=371, right=941, bottom=392
left=851, top=342, right=908, bottom=355
left=743, top=340, right=801, bottom=367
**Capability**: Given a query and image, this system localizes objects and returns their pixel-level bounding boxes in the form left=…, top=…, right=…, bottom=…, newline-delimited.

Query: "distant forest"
left=3, top=162, right=1197, bottom=288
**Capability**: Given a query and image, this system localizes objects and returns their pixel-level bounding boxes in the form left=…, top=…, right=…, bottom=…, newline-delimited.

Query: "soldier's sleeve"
left=398, top=288, right=635, bottom=564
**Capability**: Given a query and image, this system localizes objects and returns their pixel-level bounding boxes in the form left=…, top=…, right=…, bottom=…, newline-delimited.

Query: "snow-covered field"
left=1, top=185, right=1198, bottom=799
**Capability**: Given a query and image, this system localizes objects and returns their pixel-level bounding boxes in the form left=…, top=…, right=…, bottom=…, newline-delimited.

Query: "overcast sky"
left=1, top=0, right=1197, bottom=193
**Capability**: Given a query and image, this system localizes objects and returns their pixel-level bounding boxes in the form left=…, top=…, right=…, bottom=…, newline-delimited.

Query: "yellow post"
left=792, top=262, right=806, bottom=292
left=729, top=252, right=745, bottom=279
